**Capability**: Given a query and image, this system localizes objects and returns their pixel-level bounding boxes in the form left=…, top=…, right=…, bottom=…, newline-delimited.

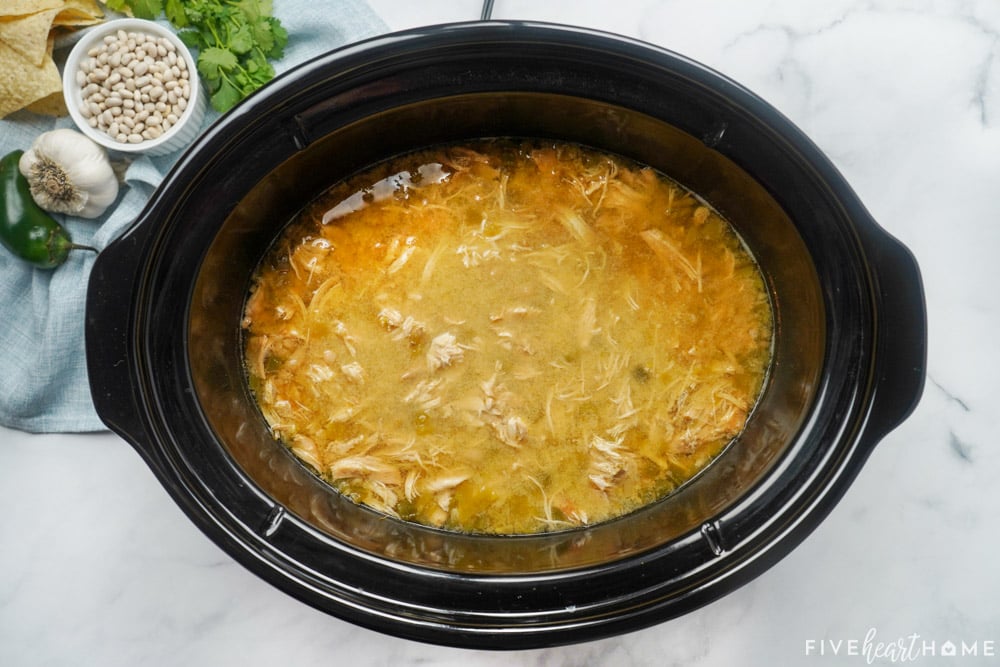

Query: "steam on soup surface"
left=242, top=139, right=772, bottom=535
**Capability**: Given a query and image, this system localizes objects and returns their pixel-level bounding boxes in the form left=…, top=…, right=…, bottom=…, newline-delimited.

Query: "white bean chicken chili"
left=242, top=139, right=773, bottom=535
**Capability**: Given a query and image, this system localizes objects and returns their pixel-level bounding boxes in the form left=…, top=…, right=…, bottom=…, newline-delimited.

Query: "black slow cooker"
left=85, top=22, right=926, bottom=649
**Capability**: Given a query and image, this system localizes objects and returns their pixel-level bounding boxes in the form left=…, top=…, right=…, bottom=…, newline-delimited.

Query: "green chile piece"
left=0, top=149, right=77, bottom=269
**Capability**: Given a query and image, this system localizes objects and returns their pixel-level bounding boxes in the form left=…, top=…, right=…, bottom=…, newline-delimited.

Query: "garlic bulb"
left=18, top=129, right=119, bottom=219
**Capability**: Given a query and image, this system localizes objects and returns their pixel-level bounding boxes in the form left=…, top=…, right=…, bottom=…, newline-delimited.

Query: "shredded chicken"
left=340, top=361, right=365, bottom=384
left=426, top=332, right=465, bottom=371
left=588, top=434, right=628, bottom=491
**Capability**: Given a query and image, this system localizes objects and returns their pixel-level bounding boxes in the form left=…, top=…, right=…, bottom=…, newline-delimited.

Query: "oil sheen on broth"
left=242, top=139, right=773, bottom=535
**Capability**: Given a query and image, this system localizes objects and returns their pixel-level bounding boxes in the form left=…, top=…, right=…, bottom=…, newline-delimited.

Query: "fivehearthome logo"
left=804, top=628, right=996, bottom=662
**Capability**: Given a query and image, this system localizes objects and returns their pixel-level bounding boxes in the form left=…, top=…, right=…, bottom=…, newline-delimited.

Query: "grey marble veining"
left=2, top=1, right=997, bottom=665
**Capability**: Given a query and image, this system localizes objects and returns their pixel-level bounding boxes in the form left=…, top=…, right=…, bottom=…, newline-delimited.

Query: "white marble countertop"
left=2, top=1, right=997, bottom=665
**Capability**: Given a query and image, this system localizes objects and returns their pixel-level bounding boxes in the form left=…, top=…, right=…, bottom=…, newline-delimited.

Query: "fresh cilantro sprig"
left=103, top=0, right=288, bottom=112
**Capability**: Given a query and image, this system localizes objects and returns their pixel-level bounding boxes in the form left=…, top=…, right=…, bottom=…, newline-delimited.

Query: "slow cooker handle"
left=85, top=220, right=152, bottom=454
left=860, top=228, right=927, bottom=447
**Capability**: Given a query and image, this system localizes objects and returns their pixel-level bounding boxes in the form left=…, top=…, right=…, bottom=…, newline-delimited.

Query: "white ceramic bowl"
left=63, top=18, right=206, bottom=157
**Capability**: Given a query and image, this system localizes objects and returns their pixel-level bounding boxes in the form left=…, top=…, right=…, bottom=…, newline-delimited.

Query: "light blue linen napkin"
left=0, top=2, right=387, bottom=433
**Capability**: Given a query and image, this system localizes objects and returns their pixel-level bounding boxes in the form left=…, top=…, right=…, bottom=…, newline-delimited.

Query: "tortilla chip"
left=0, top=0, right=64, bottom=17
left=54, top=0, right=104, bottom=27
left=0, top=41, right=63, bottom=118
left=0, top=0, right=107, bottom=118
left=0, top=8, right=60, bottom=66
left=52, top=12, right=104, bottom=28
left=25, top=90, right=68, bottom=116
left=61, top=0, right=103, bottom=15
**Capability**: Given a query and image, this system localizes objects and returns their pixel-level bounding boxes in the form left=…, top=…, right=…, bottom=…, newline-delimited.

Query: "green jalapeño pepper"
left=0, top=149, right=80, bottom=269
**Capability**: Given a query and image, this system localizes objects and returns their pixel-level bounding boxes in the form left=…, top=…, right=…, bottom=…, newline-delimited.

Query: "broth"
left=241, top=139, right=773, bottom=535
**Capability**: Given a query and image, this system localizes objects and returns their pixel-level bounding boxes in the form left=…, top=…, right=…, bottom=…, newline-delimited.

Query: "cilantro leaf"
left=176, top=29, right=203, bottom=50
left=197, top=46, right=238, bottom=80
left=228, top=23, right=254, bottom=55
left=129, top=0, right=164, bottom=20
left=251, top=18, right=275, bottom=54
left=233, top=0, right=265, bottom=22
left=184, top=3, right=206, bottom=25
left=210, top=78, right=243, bottom=113
left=264, top=17, right=288, bottom=59
left=164, top=0, right=187, bottom=27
